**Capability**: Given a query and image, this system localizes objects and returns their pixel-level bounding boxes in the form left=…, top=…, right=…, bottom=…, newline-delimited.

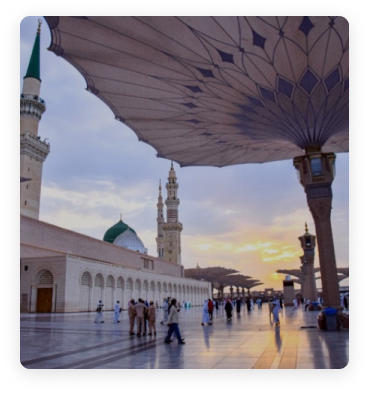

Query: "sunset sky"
left=19, top=15, right=349, bottom=291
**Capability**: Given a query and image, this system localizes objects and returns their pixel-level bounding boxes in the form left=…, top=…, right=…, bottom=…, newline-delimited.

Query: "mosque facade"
left=20, top=23, right=211, bottom=313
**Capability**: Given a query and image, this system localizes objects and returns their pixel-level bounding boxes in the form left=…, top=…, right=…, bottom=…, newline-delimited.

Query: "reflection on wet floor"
left=20, top=304, right=349, bottom=369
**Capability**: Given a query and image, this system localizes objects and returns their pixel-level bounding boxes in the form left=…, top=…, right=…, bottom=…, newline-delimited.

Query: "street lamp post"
left=293, top=149, right=340, bottom=308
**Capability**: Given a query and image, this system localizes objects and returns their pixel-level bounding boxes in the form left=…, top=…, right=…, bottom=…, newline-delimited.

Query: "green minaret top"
left=24, top=19, right=42, bottom=82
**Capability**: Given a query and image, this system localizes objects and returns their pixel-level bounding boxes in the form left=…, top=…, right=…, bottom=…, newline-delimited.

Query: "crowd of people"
left=95, top=297, right=280, bottom=325
left=94, top=292, right=349, bottom=337
left=95, top=297, right=186, bottom=344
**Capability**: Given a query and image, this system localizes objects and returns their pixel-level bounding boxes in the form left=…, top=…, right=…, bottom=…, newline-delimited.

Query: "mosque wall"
left=21, top=243, right=65, bottom=258
left=21, top=215, right=183, bottom=278
left=20, top=254, right=211, bottom=313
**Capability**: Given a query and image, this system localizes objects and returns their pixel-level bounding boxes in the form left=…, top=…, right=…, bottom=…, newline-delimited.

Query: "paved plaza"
left=20, top=304, right=349, bottom=369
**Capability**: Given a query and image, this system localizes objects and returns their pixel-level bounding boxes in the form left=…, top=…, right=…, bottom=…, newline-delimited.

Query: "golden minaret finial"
left=305, top=222, right=308, bottom=233
left=37, top=19, right=42, bottom=34
left=120, top=213, right=122, bottom=221
left=196, top=262, right=200, bottom=269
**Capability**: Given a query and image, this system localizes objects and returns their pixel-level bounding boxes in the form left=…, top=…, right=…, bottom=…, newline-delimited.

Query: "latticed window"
left=135, top=280, right=141, bottom=290
left=81, top=272, right=90, bottom=286
left=117, top=277, right=124, bottom=289
left=168, top=284, right=172, bottom=293
left=173, top=284, right=177, bottom=293
left=38, top=270, right=54, bottom=285
left=106, top=276, right=114, bottom=288
left=95, top=274, right=103, bottom=287
left=157, top=282, right=161, bottom=292
left=143, top=281, right=148, bottom=291
left=127, top=279, right=132, bottom=289
left=163, top=283, right=167, bottom=292
left=150, top=282, right=155, bottom=291
left=178, top=285, right=181, bottom=293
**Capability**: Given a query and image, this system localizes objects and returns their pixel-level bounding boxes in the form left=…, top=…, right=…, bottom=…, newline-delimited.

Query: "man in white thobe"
left=201, top=300, right=211, bottom=326
left=160, top=299, right=169, bottom=325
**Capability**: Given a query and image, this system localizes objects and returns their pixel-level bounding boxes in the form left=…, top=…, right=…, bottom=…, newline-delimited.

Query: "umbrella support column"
left=293, top=151, right=340, bottom=308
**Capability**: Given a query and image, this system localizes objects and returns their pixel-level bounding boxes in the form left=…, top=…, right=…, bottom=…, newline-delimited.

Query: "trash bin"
left=324, top=308, right=337, bottom=330
left=312, top=301, right=319, bottom=311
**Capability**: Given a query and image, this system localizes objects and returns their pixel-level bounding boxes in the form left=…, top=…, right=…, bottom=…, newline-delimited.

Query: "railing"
left=20, top=93, right=46, bottom=105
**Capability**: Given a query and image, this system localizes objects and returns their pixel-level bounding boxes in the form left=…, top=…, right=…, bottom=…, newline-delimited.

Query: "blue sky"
left=19, top=15, right=349, bottom=291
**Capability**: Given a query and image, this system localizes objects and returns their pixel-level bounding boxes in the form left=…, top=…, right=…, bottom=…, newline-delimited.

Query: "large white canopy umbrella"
left=44, top=16, right=349, bottom=308
left=44, top=16, right=348, bottom=167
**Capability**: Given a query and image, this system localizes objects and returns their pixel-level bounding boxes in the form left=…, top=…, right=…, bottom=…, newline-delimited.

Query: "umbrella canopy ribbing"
left=44, top=16, right=348, bottom=167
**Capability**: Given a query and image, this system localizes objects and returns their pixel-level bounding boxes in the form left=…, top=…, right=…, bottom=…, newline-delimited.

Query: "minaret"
left=165, top=161, right=180, bottom=223
left=298, top=223, right=318, bottom=305
left=159, top=162, right=183, bottom=264
left=156, top=180, right=165, bottom=258
left=20, top=20, right=50, bottom=219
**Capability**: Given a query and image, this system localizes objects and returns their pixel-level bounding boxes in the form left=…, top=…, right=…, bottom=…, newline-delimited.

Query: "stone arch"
left=81, top=271, right=92, bottom=287
left=93, top=273, right=104, bottom=307
left=117, top=276, right=125, bottom=289
left=35, top=269, right=55, bottom=313
left=173, top=283, right=177, bottom=299
left=157, top=282, right=162, bottom=303
left=116, top=276, right=125, bottom=308
left=38, top=269, right=54, bottom=285
left=106, top=275, right=115, bottom=288
left=168, top=283, right=172, bottom=297
left=80, top=271, right=92, bottom=311
left=126, top=277, right=134, bottom=302
left=135, top=278, right=142, bottom=299
left=94, top=273, right=104, bottom=288
left=105, top=275, right=115, bottom=310
left=150, top=281, right=155, bottom=303
left=143, top=280, right=149, bottom=301
left=126, top=277, right=133, bottom=289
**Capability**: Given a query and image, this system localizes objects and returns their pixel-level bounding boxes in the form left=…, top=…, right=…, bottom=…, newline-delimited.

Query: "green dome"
left=103, top=220, right=136, bottom=243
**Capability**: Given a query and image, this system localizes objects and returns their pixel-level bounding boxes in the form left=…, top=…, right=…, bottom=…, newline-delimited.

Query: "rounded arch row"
left=78, top=270, right=209, bottom=311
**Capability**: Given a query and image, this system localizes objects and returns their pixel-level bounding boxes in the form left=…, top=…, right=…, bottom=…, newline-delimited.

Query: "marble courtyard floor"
left=20, top=304, right=349, bottom=369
